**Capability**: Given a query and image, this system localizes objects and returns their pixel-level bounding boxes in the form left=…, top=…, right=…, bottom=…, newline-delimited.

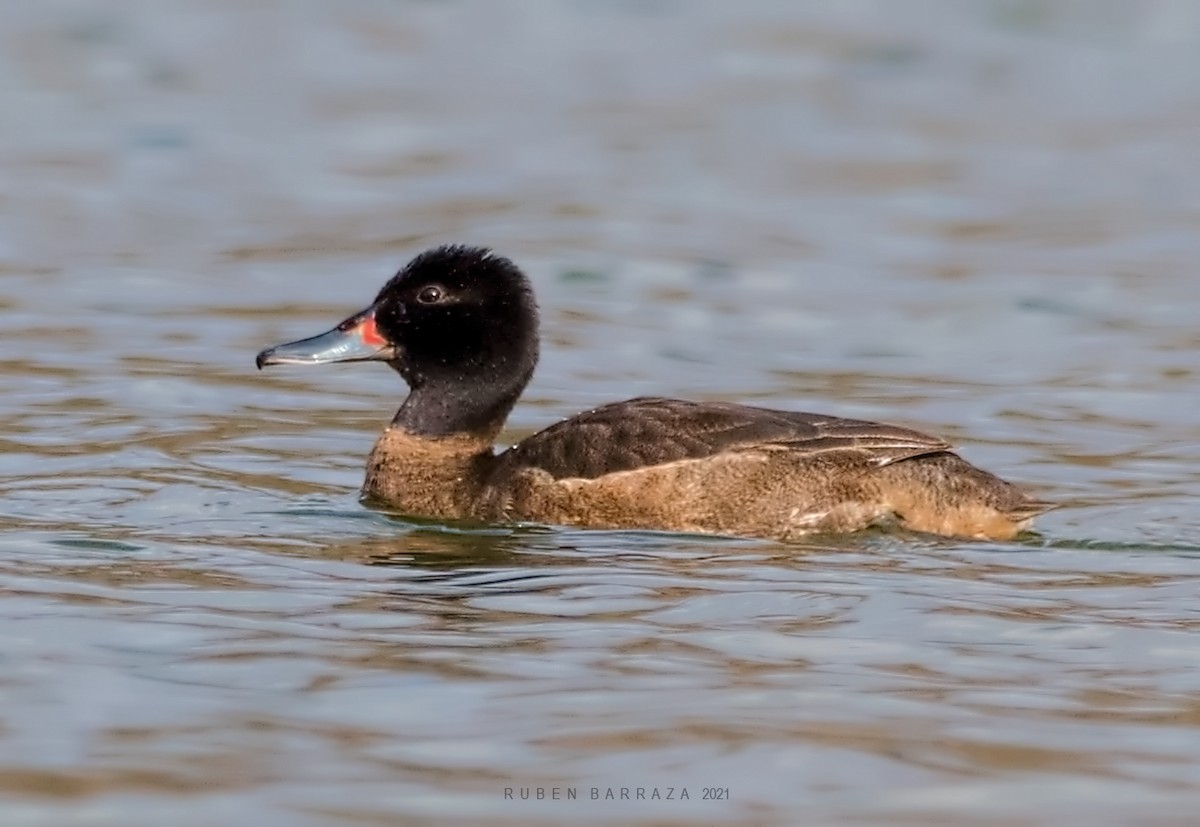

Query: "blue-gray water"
left=3, top=1, right=1200, bottom=824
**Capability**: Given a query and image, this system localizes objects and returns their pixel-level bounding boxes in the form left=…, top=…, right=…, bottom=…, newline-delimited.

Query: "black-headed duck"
left=256, top=245, right=1051, bottom=541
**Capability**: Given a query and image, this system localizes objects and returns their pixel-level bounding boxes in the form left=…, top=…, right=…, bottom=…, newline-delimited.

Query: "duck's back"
left=493, top=397, right=947, bottom=479
left=481, top=397, right=1050, bottom=540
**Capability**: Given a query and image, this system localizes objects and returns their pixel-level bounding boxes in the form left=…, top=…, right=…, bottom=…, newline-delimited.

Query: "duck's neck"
left=364, top=362, right=533, bottom=517
left=391, top=372, right=526, bottom=439
left=393, top=379, right=520, bottom=439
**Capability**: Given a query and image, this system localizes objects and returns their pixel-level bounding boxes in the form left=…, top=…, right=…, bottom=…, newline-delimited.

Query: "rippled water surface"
left=4, top=1, right=1200, bottom=824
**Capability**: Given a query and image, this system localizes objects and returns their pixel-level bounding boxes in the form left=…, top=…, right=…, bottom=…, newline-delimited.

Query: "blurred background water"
left=3, top=1, right=1200, bottom=824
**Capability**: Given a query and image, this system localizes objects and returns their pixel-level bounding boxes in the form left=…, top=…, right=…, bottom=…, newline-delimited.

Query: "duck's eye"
left=416, top=285, right=444, bottom=305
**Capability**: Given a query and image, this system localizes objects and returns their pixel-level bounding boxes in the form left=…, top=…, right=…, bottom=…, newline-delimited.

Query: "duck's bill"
left=256, top=306, right=396, bottom=369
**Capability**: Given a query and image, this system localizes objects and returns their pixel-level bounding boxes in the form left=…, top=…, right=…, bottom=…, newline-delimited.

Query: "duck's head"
left=256, top=245, right=539, bottom=436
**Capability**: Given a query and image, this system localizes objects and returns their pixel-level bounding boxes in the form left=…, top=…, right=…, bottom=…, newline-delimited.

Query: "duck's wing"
left=494, top=396, right=951, bottom=481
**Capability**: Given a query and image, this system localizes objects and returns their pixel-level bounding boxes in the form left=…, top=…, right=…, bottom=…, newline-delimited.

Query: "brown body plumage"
left=258, top=246, right=1052, bottom=541
left=362, top=397, right=1049, bottom=540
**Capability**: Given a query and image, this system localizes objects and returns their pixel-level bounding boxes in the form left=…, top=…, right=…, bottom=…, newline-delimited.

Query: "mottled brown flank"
left=362, top=397, right=1052, bottom=541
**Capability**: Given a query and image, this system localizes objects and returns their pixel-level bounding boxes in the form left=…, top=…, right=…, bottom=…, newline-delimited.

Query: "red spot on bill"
left=358, top=314, right=387, bottom=347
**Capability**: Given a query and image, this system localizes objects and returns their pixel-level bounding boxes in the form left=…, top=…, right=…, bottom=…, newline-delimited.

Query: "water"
left=3, top=1, right=1200, bottom=824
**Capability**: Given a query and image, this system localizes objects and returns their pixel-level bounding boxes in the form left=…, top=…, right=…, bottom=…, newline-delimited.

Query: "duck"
left=256, top=245, right=1052, bottom=541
